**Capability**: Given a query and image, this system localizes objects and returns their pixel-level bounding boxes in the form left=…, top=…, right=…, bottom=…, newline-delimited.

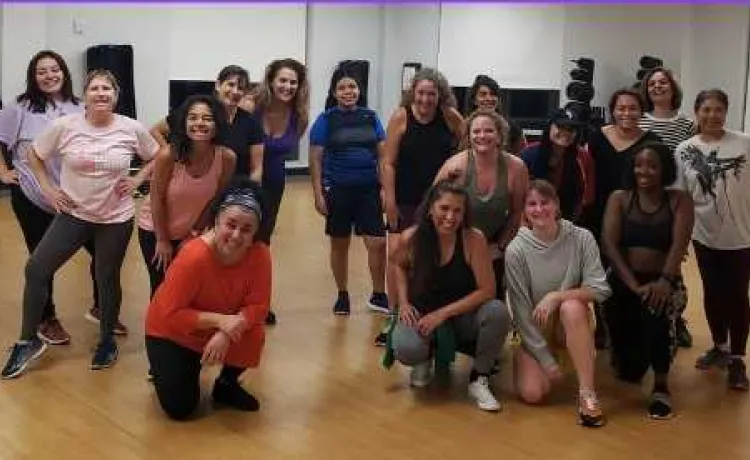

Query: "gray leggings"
left=21, top=213, right=133, bottom=341
left=392, top=299, right=511, bottom=375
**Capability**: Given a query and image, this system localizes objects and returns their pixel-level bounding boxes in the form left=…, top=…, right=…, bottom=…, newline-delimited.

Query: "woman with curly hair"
left=466, top=74, right=526, bottom=154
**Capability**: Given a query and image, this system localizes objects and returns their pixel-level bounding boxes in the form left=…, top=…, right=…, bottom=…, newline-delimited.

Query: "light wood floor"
left=0, top=179, right=747, bottom=460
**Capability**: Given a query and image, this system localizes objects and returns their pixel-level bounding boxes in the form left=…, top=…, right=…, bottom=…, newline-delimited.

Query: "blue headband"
left=220, top=190, right=262, bottom=221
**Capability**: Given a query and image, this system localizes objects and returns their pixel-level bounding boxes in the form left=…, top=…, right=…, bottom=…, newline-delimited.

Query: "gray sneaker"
left=1, top=338, right=48, bottom=379
left=695, top=347, right=730, bottom=370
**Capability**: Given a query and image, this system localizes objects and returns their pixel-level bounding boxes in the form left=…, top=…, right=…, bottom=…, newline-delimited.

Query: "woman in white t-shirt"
left=1, top=70, right=159, bottom=379
left=674, top=88, right=750, bottom=391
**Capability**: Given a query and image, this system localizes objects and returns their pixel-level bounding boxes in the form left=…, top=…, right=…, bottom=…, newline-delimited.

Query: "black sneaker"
left=91, top=339, right=119, bottom=370
left=265, top=310, right=277, bottom=326
left=676, top=317, right=693, bottom=348
left=367, top=292, right=390, bottom=315
left=212, top=378, right=260, bottom=411
left=1, top=338, right=48, bottom=379
left=374, top=332, right=388, bottom=347
left=728, top=358, right=750, bottom=391
left=695, top=346, right=730, bottom=370
left=333, top=291, right=350, bottom=316
left=648, top=392, right=674, bottom=420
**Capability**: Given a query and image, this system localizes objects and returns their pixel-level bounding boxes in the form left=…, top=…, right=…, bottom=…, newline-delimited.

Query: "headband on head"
left=220, top=190, right=262, bottom=221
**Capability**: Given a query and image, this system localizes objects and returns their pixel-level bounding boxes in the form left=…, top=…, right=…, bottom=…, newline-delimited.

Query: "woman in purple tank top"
left=252, top=58, right=309, bottom=325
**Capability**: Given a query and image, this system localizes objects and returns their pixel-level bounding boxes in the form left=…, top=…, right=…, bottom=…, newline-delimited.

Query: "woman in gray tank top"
left=434, top=109, right=529, bottom=297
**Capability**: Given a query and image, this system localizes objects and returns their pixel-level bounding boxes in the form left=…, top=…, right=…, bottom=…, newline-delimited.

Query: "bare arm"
left=602, top=191, right=640, bottom=291
left=309, top=145, right=324, bottom=199
left=433, top=151, right=466, bottom=184
left=662, top=190, right=694, bottom=277
left=150, top=118, right=171, bottom=148
left=149, top=147, right=176, bottom=244
left=0, top=143, right=18, bottom=184
left=249, top=143, right=264, bottom=183
left=381, top=108, right=407, bottom=225
left=497, top=155, right=529, bottom=250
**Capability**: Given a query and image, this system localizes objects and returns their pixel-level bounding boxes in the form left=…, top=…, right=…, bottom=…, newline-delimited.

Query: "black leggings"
left=605, top=273, right=678, bottom=382
left=10, top=184, right=98, bottom=320
left=21, top=213, right=132, bottom=341
left=256, top=179, right=285, bottom=245
left=146, top=336, right=245, bottom=420
left=137, top=228, right=182, bottom=298
left=693, top=241, right=750, bottom=356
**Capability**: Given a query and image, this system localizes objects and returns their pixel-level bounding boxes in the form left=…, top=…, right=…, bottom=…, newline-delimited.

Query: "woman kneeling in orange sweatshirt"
left=145, top=178, right=270, bottom=420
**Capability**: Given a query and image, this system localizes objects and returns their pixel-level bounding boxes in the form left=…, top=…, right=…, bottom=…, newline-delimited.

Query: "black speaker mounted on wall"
left=85, top=44, right=137, bottom=119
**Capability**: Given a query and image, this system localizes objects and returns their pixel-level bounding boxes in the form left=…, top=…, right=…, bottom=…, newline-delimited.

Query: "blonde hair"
left=84, top=69, right=120, bottom=96
left=462, top=109, right=509, bottom=151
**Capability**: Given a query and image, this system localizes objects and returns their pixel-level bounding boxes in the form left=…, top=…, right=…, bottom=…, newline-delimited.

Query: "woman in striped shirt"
left=638, top=67, right=696, bottom=349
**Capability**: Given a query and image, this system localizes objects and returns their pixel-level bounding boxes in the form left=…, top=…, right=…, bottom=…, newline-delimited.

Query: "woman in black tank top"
left=602, top=142, right=694, bottom=420
left=374, top=68, right=463, bottom=347
left=385, top=180, right=511, bottom=412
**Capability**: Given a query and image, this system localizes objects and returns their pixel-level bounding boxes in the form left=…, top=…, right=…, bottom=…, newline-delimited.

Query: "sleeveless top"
left=409, top=233, right=477, bottom=314
left=259, top=109, right=298, bottom=186
left=465, top=150, right=510, bottom=241
left=620, top=191, right=674, bottom=252
left=138, top=148, right=224, bottom=239
left=395, top=106, right=457, bottom=206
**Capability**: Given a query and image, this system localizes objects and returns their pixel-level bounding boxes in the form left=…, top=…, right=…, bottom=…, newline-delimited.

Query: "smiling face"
left=524, top=189, right=559, bottom=229
left=215, top=75, right=247, bottom=109
left=429, top=191, right=466, bottom=237
left=214, top=205, right=259, bottom=261
left=647, top=71, right=674, bottom=108
left=475, top=85, right=499, bottom=111
left=185, top=102, right=216, bottom=142
left=413, top=79, right=439, bottom=117
left=35, top=56, right=64, bottom=96
left=469, top=115, right=500, bottom=155
left=334, top=77, right=359, bottom=109
left=85, top=76, right=117, bottom=113
left=696, top=97, right=727, bottom=136
left=633, top=148, right=662, bottom=190
left=612, top=94, right=642, bottom=130
left=549, top=123, right=576, bottom=148
left=271, top=67, right=299, bottom=104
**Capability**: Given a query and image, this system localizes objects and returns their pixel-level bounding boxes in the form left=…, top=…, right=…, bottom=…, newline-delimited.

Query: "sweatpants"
left=693, top=241, right=750, bottom=356
left=21, top=212, right=133, bottom=341
left=10, top=184, right=98, bottom=319
left=392, top=299, right=511, bottom=375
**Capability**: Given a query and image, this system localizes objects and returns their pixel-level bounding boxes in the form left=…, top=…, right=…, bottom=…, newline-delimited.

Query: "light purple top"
left=0, top=100, right=84, bottom=212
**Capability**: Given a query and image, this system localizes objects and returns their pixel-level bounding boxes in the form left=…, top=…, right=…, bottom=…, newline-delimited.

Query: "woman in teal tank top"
left=434, top=109, right=529, bottom=296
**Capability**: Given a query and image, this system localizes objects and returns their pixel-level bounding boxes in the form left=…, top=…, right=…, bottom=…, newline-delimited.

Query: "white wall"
left=1, top=5, right=47, bottom=102
left=561, top=5, right=691, bottom=110
left=43, top=4, right=306, bottom=127
left=381, top=4, right=441, bottom=120
left=301, top=4, right=384, bottom=168
left=438, top=4, right=565, bottom=89
left=680, top=5, right=750, bottom=131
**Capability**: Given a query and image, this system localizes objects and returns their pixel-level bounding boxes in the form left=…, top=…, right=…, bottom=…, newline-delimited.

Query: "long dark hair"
left=169, top=95, right=228, bottom=163
left=17, top=50, right=79, bottom=113
left=257, top=58, right=309, bottom=135
left=536, top=118, right=584, bottom=219
left=409, top=180, right=472, bottom=300
left=324, top=66, right=367, bottom=110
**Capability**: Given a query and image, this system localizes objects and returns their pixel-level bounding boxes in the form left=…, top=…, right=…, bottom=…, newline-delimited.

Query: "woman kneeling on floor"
left=145, top=178, right=270, bottom=420
left=505, top=180, right=611, bottom=427
left=387, top=179, right=512, bottom=412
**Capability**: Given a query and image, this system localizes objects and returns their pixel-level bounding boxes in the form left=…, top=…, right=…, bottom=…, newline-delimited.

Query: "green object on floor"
left=381, top=308, right=457, bottom=374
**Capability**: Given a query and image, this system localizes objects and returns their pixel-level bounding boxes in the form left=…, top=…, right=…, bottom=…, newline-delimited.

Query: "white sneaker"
left=468, top=375, right=501, bottom=412
left=410, top=361, right=433, bottom=388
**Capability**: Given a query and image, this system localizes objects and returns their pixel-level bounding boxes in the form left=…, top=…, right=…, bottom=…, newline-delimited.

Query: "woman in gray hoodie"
left=505, top=180, right=611, bottom=428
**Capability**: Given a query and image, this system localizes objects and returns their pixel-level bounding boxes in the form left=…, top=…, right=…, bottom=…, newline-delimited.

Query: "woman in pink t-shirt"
left=1, top=70, right=159, bottom=379
left=137, top=94, right=236, bottom=297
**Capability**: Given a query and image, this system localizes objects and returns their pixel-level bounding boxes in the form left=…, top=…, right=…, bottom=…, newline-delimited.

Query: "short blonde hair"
left=84, top=69, right=120, bottom=96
